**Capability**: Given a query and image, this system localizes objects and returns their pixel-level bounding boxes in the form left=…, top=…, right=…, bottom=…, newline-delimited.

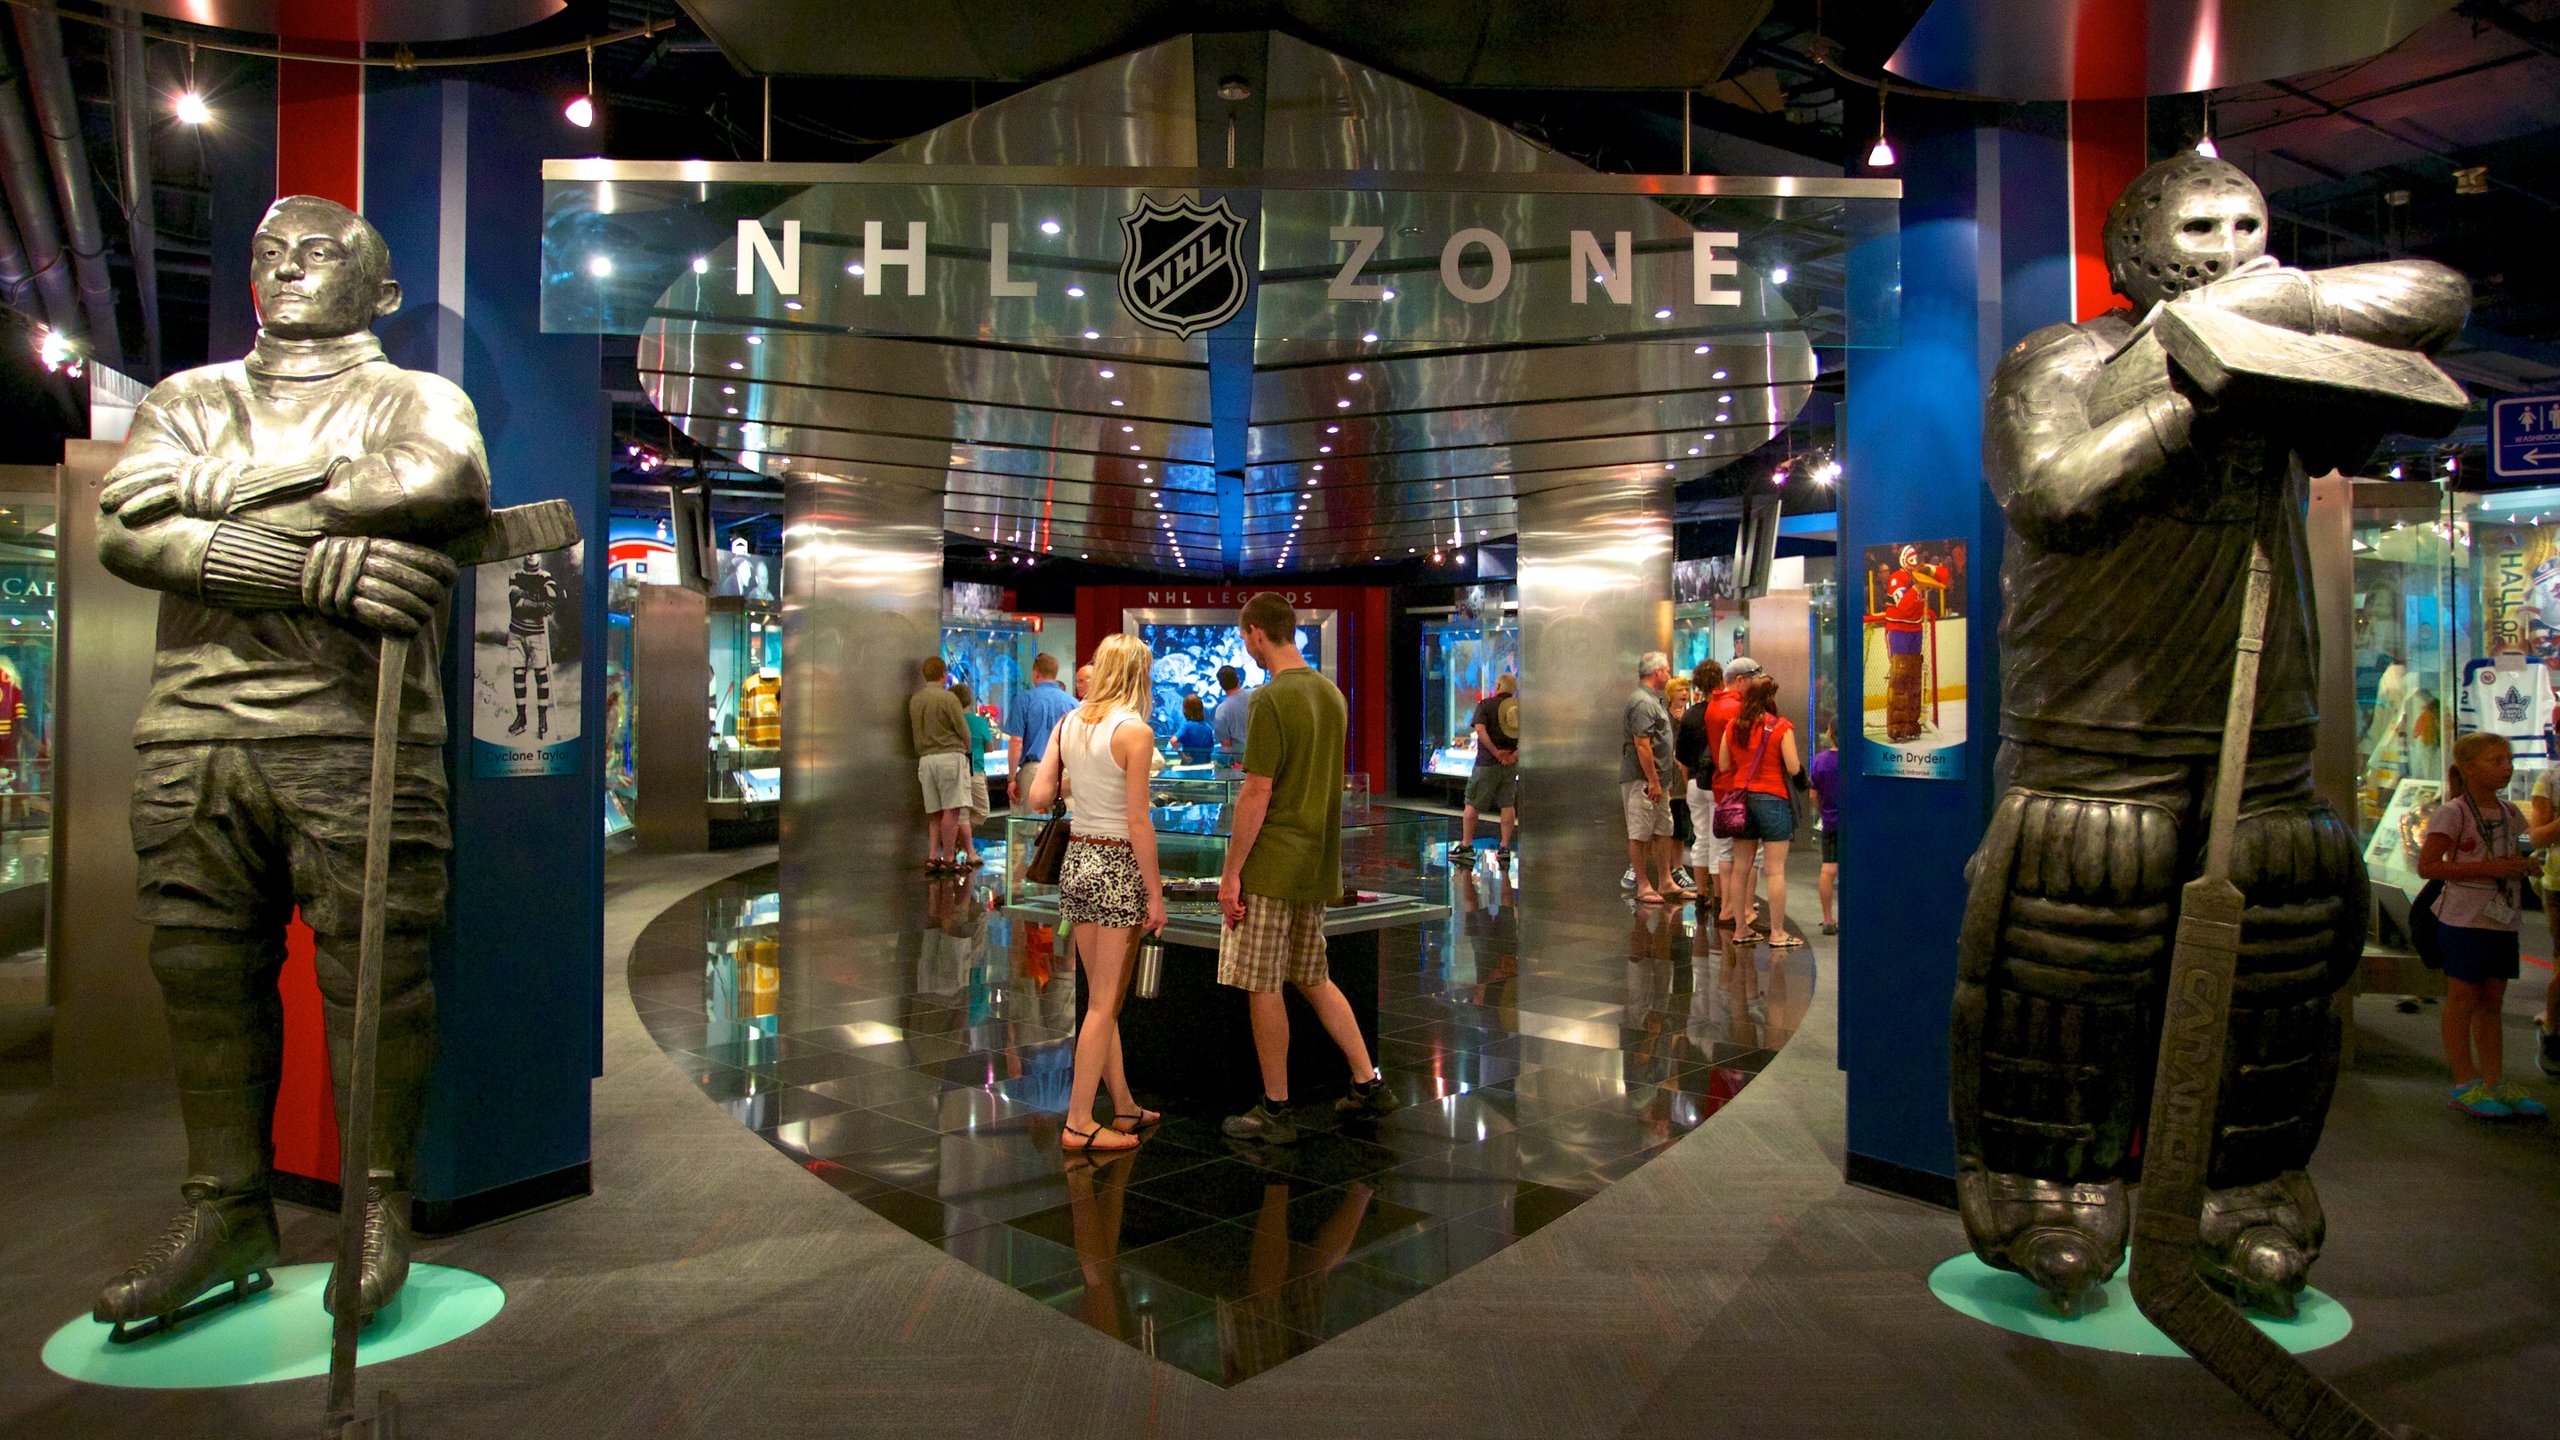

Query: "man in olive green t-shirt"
left=1217, top=593, right=1395, bottom=1143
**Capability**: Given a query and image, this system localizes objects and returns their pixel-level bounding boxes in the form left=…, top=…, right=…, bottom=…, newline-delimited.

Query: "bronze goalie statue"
left=1955, top=150, right=2469, bottom=1345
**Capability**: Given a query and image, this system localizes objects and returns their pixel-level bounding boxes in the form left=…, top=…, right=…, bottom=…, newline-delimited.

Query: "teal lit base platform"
left=1927, top=1254, right=2352, bottom=1356
left=42, top=1263, right=503, bottom=1389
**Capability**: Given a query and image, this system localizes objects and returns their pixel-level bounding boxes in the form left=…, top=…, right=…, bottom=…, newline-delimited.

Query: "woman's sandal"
left=1062, top=1122, right=1140, bottom=1153
left=1108, top=1107, right=1163, bottom=1134
left=1769, top=931, right=1806, bottom=949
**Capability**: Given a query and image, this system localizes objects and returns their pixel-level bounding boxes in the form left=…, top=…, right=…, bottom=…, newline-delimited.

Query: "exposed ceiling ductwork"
left=13, top=1, right=122, bottom=370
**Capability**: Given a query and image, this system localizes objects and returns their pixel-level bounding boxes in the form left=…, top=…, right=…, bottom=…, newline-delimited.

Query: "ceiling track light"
left=566, top=45, right=595, bottom=128
left=2194, top=91, right=2218, bottom=157
left=174, top=43, right=210, bottom=125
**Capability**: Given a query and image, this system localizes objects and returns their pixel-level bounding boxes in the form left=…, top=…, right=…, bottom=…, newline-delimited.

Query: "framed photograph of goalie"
left=473, top=542, right=586, bottom=777
left=1859, top=538, right=1966, bottom=780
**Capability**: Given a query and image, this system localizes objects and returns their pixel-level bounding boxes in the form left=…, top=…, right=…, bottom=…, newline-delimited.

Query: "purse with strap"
left=1020, top=721, right=1072, bottom=885
left=1712, top=718, right=1771, bottom=839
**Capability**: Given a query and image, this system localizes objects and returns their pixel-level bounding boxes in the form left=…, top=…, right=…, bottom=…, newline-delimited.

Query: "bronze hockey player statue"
left=91, top=195, right=489, bottom=1339
left=1955, top=154, right=2469, bottom=1331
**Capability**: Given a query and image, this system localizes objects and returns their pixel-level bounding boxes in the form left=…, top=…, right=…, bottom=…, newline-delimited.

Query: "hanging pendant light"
left=565, top=46, right=596, bottom=128
left=1866, top=82, right=1896, bottom=169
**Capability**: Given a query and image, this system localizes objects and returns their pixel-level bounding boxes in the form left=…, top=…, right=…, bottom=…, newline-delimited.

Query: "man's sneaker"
left=1671, top=866, right=1697, bottom=893
left=2451, top=1080, right=2513, bottom=1118
left=2487, top=1081, right=2547, bottom=1118
left=2538, top=1016, right=2560, bottom=1079
left=1222, top=1099, right=1300, bottom=1144
left=1335, top=1074, right=1400, bottom=1117
left=1448, top=842, right=1477, bottom=863
left=1620, top=866, right=1638, bottom=891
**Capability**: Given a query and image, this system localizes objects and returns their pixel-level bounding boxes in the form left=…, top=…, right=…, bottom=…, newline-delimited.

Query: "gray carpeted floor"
left=3, top=844, right=2555, bottom=1440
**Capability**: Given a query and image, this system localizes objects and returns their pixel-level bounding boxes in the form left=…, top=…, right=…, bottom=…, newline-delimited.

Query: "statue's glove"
left=100, top=455, right=253, bottom=522
left=301, top=535, right=458, bottom=636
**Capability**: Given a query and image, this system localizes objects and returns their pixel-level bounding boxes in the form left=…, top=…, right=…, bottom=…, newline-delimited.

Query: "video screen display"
left=1134, top=620, right=1325, bottom=744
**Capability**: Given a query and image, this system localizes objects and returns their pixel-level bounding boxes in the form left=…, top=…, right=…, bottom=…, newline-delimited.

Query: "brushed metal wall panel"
left=782, top=471, right=945, bottom=893
left=632, top=584, right=710, bottom=854
left=1514, top=476, right=1673, bottom=920
left=49, top=441, right=166, bottom=1082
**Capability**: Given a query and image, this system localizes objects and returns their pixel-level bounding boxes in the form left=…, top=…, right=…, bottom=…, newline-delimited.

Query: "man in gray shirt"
left=909, top=656, right=972, bottom=871
left=1621, top=651, right=1685, bottom=903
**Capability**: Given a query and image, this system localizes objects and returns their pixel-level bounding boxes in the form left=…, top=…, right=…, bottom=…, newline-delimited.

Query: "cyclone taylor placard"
left=473, top=543, right=585, bottom=777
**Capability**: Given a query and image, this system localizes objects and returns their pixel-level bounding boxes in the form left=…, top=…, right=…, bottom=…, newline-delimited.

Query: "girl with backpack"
left=2415, top=731, right=2548, bottom=1119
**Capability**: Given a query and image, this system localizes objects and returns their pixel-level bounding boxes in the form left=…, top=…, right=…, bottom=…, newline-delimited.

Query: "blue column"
left=1836, top=113, right=2071, bottom=1203
left=366, top=70, right=606, bottom=1227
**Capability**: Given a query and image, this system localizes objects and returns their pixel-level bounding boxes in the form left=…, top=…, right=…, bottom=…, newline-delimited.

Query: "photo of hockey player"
left=473, top=542, right=584, bottom=776
left=1859, top=538, right=1967, bottom=780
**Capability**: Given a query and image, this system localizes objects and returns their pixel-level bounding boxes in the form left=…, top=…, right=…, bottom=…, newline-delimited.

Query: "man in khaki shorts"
left=908, top=656, right=971, bottom=871
left=1217, top=593, right=1397, bottom=1143
left=1622, top=651, right=1687, bottom=904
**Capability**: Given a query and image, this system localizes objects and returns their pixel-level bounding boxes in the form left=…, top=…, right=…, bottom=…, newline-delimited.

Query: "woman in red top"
left=1715, top=674, right=1806, bottom=948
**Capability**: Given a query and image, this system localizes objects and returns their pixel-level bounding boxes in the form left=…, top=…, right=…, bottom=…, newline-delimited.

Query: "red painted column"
left=2067, top=98, right=2146, bottom=320
left=268, top=18, right=368, bottom=1194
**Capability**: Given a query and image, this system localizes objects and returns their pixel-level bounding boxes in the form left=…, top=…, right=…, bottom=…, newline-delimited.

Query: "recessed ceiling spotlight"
left=1326, top=424, right=1340, bottom=434
left=1122, top=424, right=1134, bottom=432
left=1336, top=398, right=1351, bottom=409
left=746, top=335, right=762, bottom=345
left=1319, top=445, right=1332, bottom=454
left=1687, top=446, right=1700, bottom=456
left=1083, top=330, right=1101, bottom=340
left=1693, top=344, right=1710, bottom=355
left=690, top=256, right=710, bottom=274
left=1347, top=370, right=1364, bottom=382
left=1653, top=307, right=1672, bottom=319
left=1039, top=219, right=1062, bottom=235
left=722, top=385, right=736, bottom=395
left=1712, top=369, right=1728, bottom=380
left=782, top=300, right=802, bottom=311
left=1098, top=368, right=1115, bottom=379
left=1716, top=413, right=1730, bottom=422
left=1066, top=284, right=1086, bottom=298
left=1718, top=394, right=1733, bottom=403
left=846, top=262, right=864, bottom=275
left=1109, top=398, right=1125, bottom=407
left=1381, top=288, right=1396, bottom=300
left=1361, top=331, right=1379, bottom=344
left=727, top=360, right=744, bottom=370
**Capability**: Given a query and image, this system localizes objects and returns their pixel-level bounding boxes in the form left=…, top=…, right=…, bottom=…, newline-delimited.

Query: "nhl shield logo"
left=1118, top=196, right=1249, bottom=340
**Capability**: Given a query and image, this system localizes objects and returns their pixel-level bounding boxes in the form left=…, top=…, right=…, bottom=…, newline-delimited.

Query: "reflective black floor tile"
left=799, top=1156, right=903, bottom=1201
left=1147, top=1306, right=1320, bottom=1387
left=912, top=1048, right=1048, bottom=1088
left=1007, top=1190, right=1228, bottom=1256
left=1227, top=1132, right=1406, bottom=1187
left=801, top=1066, right=949, bottom=1110
left=755, top=1049, right=909, bottom=1088
left=1347, top=1217, right=1519, bottom=1288
left=1018, top=1264, right=1217, bottom=1348
left=1380, top=1020, right=1522, bottom=1058
left=857, top=1187, right=999, bottom=1243
left=1376, top=1090, right=1524, bottom=1143
left=764, top=1106, right=941, bottom=1162
left=1334, top=1117, right=1461, bottom=1165
left=1111, top=1217, right=1327, bottom=1302
left=869, top=1086, right=1045, bottom=1135
left=1276, top=1185, right=1435, bottom=1259
left=1481, top=1180, right=1590, bottom=1238
left=685, top=1064, right=779, bottom=1104
left=1286, top=1254, right=1432, bottom=1340
left=1374, top=1039, right=1535, bottom=1088
left=1358, top=1153, right=1527, bottom=1221
left=1129, top=1157, right=1337, bottom=1221
left=937, top=1220, right=1083, bottom=1288
left=681, top=1033, right=842, bottom=1069
left=725, top=1086, right=855, bottom=1130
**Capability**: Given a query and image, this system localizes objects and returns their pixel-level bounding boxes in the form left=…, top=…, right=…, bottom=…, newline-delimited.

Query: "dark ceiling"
left=16, top=0, right=2557, bottom=570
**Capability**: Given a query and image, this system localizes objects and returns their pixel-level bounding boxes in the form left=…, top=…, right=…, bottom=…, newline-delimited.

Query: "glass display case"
left=1148, top=762, right=1371, bottom=812
left=1418, top=617, right=1518, bottom=780
left=604, top=602, right=635, bottom=840
left=0, top=499, right=54, bottom=903
left=2351, top=484, right=2456, bottom=902
left=1672, top=602, right=1750, bottom=680
left=942, top=617, right=1038, bottom=778
left=708, top=596, right=782, bottom=807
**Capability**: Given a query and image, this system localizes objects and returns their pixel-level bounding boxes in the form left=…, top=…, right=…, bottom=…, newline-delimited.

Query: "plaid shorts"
left=1217, top=894, right=1329, bottom=994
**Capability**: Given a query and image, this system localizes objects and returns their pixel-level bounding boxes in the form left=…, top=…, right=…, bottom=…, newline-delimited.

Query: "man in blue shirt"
left=1005, top=652, right=1079, bottom=782
left=1211, top=664, right=1251, bottom=763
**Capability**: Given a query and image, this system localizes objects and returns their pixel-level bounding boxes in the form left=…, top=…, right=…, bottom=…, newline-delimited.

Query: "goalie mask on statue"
left=2103, top=155, right=2269, bottom=313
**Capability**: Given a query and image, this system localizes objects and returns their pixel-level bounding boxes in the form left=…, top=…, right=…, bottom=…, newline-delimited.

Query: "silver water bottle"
left=1132, top=933, right=1164, bottom=999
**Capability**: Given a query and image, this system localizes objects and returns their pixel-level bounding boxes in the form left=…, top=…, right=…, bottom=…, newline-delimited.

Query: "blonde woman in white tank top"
left=1021, top=634, right=1167, bottom=1152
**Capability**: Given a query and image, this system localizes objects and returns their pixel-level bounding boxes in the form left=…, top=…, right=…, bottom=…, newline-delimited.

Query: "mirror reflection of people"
left=91, top=195, right=488, bottom=1331
left=1451, top=672, right=1519, bottom=863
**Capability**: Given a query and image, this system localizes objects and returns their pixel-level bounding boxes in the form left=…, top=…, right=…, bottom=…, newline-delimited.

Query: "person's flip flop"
left=1635, top=890, right=1667, bottom=904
